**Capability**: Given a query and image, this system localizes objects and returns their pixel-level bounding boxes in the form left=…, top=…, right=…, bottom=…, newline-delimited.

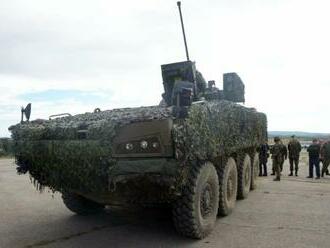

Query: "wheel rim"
left=200, top=182, right=215, bottom=218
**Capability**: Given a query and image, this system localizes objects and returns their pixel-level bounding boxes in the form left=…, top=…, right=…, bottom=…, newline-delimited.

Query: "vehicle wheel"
left=218, top=157, right=237, bottom=216
left=62, top=192, right=105, bottom=215
left=172, top=162, right=219, bottom=239
left=237, top=154, right=251, bottom=199
left=250, top=152, right=259, bottom=190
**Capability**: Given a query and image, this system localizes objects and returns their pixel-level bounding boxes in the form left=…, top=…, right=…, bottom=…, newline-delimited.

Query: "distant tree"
left=0, top=138, right=14, bottom=157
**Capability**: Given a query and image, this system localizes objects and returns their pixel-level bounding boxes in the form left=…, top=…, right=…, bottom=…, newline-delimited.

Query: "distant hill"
left=269, top=131, right=330, bottom=139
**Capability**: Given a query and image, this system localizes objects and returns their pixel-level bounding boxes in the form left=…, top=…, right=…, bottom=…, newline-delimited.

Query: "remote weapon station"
left=10, top=2, right=267, bottom=239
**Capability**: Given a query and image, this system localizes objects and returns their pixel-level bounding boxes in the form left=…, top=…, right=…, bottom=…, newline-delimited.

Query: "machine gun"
left=161, top=1, right=245, bottom=112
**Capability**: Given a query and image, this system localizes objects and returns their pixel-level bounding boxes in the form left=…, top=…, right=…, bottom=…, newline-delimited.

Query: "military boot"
left=295, top=170, right=298, bottom=176
left=288, top=171, right=293, bottom=176
left=321, top=171, right=324, bottom=177
left=326, top=169, right=330, bottom=176
left=273, top=177, right=280, bottom=181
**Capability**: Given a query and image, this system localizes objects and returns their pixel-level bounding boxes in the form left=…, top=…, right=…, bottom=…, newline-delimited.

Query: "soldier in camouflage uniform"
left=287, top=135, right=302, bottom=176
left=280, top=141, right=287, bottom=172
left=321, top=140, right=330, bottom=177
left=271, top=137, right=284, bottom=181
left=271, top=140, right=287, bottom=175
left=320, top=140, right=330, bottom=176
left=258, top=142, right=269, bottom=176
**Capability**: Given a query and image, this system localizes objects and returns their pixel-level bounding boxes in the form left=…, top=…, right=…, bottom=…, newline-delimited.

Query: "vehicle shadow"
left=23, top=206, right=201, bottom=248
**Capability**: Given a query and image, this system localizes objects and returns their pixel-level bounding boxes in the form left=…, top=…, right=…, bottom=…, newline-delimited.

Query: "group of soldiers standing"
left=258, top=135, right=330, bottom=181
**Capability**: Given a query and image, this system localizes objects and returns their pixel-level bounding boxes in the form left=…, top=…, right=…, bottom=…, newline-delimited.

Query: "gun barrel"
left=177, top=1, right=190, bottom=61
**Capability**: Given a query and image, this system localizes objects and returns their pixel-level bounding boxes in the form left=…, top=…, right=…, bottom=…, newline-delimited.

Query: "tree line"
left=0, top=138, right=14, bottom=157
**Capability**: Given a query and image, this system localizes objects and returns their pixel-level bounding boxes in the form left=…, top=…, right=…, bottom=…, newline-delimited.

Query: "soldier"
left=307, top=139, right=321, bottom=179
left=271, top=140, right=287, bottom=175
left=270, top=137, right=284, bottom=181
left=320, top=140, right=330, bottom=176
left=287, top=135, right=302, bottom=176
left=258, top=142, right=269, bottom=176
left=321, top=140, right=330, bottom=177
left=280, top=140, right=287, bottom=172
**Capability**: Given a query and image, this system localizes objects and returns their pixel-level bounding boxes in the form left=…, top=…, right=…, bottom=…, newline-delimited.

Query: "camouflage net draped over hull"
left=10, top=106, right=173, bottom=141
left=9, top=101, right=267, bottom=195
left=9, top=106, right=173, bottom=193
left=17, top=140, right=113, bottom=192
left=173, top=101, right=267, bottom=161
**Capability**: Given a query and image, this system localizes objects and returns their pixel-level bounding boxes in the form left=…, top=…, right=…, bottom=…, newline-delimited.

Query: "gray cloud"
left=0, top=1, right=180, bottom=80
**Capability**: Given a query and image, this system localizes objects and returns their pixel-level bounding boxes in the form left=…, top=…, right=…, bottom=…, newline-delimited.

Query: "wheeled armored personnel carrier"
left=9, top=2, right=267, bottom=239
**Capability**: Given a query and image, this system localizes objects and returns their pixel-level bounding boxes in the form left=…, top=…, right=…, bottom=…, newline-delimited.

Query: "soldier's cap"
left=274, top=136, right=280, bottom=142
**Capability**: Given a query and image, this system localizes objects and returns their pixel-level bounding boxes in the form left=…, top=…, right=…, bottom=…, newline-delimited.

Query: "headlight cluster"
left=116, top=137, right=161, bottom=155
left=125, top=143, right=134, bottom=150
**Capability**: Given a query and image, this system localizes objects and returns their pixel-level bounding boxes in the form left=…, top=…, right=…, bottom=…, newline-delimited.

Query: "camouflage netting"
left=173, top=100, right=267, bottom=161
left=9, top=106, right=173, bottom=192
left=9, top=101, right=267, bottom=195
left=10, top=106, right=173, bottom=141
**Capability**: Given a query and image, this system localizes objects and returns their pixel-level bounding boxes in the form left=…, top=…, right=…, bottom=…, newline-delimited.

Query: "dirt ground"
left=1, top=151, right=330, bottom=248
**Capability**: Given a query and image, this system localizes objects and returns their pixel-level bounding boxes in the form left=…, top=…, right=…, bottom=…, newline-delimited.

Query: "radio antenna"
left=177, top=1, right=190, bottom=61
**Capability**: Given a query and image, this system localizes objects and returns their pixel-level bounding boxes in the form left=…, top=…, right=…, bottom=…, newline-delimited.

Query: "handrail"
left=49, top=113, right=72, bottom=120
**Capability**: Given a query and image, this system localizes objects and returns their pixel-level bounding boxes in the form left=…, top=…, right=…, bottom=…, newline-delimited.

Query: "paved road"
left=1, top=156, right=330, bottom=248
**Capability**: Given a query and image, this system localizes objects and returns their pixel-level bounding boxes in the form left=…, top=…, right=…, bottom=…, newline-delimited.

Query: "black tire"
left=62, top=192, right=105, bottom=215
left=237, top=154, right=251, bottom=200
left=172, top=162, right=219, bottom=239
left=250, top=152, right=259, bottom=190
left=218, top=157, right=238, bottom=216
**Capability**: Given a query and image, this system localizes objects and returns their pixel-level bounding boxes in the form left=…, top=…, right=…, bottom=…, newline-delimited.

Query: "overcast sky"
left=1, top=0, right=329, bottom=137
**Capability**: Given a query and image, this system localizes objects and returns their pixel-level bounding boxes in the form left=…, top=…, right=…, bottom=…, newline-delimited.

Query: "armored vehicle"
left=9, top=2, right=267, bottom=239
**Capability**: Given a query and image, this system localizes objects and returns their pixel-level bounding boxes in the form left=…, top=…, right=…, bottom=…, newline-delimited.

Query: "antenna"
left=177, top=1, right=190, bottom=61
left=21, top=103, right=31, bottom=123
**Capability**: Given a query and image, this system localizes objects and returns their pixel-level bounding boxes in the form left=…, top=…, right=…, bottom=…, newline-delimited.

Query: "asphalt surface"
left=1, top=155, right=330, bottom=248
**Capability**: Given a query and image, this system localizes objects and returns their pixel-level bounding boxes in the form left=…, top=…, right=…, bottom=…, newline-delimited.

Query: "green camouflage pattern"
left=270, top=142, right=284, bottom=179
left=321, top=141, right=330, bottom=159
left=9, top=106, right=173, bottom=193
left=287, top=139, right=302, bottom=159
left=9, top=100, right=267, bottom=202
left=173, top=101, right=267, bottom=161
left=10, top=106, right=173, bottom=141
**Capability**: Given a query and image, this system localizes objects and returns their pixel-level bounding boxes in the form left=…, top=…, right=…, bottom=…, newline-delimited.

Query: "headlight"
left=140, top=140, right=148, bottom=149
left=112, top=119, right=173, bottom=158
left=152, top=142, right=159, bottom=149
left=125, top=143, right=134, bottom=150
left=115, top=137, right=161, bottom=155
